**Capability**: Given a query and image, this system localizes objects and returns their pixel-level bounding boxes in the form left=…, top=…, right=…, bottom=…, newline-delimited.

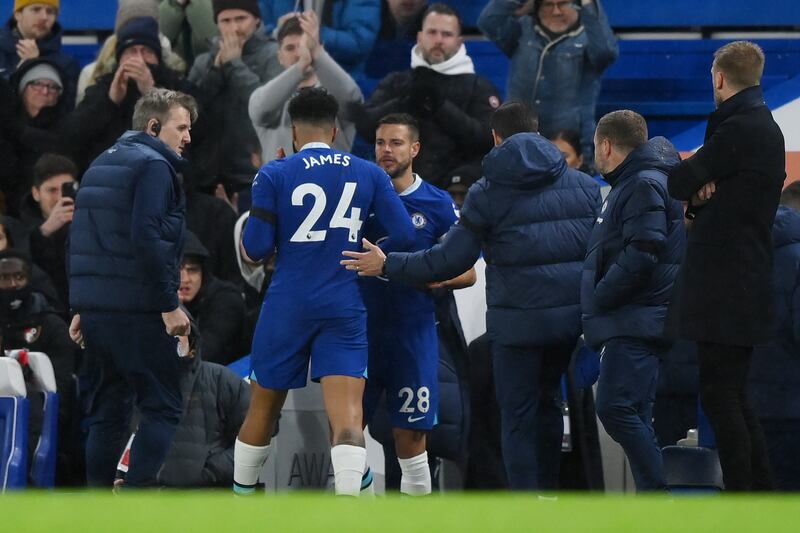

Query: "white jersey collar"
left=300, top=142, right=331, bottom=151
left=398, top=173, right=423, bottom=197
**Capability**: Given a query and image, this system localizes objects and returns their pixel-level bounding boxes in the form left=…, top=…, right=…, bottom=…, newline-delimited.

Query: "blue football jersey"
left=362, top=175, right=459, bottom=320
left=243, top=143, right=415, bottom=318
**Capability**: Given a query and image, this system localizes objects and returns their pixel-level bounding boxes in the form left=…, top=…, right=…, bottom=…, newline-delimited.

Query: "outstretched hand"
left=340, top=238, right=386, bottom=277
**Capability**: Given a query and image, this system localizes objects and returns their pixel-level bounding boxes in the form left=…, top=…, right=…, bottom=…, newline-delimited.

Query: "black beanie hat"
left=212, top=0, right=261, bottom=22
left=115, top=16, right=162, bottom=61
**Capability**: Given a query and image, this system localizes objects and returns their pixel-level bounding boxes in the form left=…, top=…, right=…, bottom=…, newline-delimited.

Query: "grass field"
left=2, top=492, right=800, bottom=532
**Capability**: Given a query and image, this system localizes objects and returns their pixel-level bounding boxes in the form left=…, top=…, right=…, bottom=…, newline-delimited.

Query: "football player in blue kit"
left=232, top=88, right=415, bottom=497
left=360, top=114, right=476, bottom=495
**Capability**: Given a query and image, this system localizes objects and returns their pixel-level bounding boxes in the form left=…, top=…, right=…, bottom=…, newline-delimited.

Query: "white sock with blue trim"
left=398, top=451, right=431, bottom=496
left=330, top=444, right=366, bottom=497
left=233, top=438, right=270, bottom=494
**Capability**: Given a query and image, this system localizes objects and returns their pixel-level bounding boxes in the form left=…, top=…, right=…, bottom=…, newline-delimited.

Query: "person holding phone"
left=18, top=152, right=78, bottom=311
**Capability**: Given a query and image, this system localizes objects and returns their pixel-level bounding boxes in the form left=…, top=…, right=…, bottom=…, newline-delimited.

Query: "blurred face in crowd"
left=0, top=225, right=8, bottom=252
left=417, top=12, right=461, bottom=64
left=388, top=0, right=427, bottom=25
left=156, top=106, right=192, bottom=156
left=278, top=32, right=304, bottom=69
left=179, top=258, right=203, bottom=303
left=552, top=138, right=583, bottom=169
left=375, top=123, right=419, bottom=180
left=120, top=44, right=160, bottom=67
left=14, top=4, right=57, bottom=40
left=447, top=183, right=468, bottom=209
left=22, top=78, right=62, bottom=118
left=32, top=173, right=75, bottom=218
left=0, top=258, right=29, bottom=291
left=217, top=9, right=260, bottom=42
left=538, top=0, right=579, bottom=34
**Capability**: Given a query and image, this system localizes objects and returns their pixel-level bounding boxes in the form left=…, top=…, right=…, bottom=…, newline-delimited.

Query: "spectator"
left=160, top=0, right=218, bottom=65
left=0, top=249, right=81, bottom=484
left=582, top=110, right=684, bottom=491
left=479, top=0, right=617, bottom=161
left=264, top=0, right=380, bottom=76
left=68, top=88, right=196, bottom=488
left=342, top=101, right=601, bottom=490
left=666, top=41, right=785, bottom=492
left=442, top=163, right=480, bottom=210
left=364, top=0, right=427, bottom=81
left=19, top=153, right=77, bottom=309
left=115, top=326, right=250, bottom=488
left=747, top=183, right=800, bottom=491
left=248, top=14, right=362, bottom=164
left=77, top=0, right=188, bottom=105
left=0, top=0, right=79, bottom=106
left=188, top=0, right=282, bottom=192
left=3, top=58, right=69, bottom=212
left=550, top=129, right=585, bottom=171
left=62, top=16, right=200, bottom=172
left=355, top=3, right=500, bottom=189
left=179, top=231, right=245, bottom=365
left=0, top=215, right=62, bottom=311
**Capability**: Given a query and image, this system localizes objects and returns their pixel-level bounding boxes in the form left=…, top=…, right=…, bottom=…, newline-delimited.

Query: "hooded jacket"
left=181, top=231, right=245, bottom=365
left=478, top=0, right=617, bottom=158
left=69, top=131, right=186, bottom=314
left=748, top=206, right=800, bottom=421
left=0, top=19, right=79, bottom=106
left=385, top=133, right=601, bottom=347
left=581, top=137, right=685, bottom=348
left=157, top=352, right=250, bottom=487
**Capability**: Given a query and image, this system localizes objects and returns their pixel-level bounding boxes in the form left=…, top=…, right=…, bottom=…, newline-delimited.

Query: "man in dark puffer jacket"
left=68, top=88, right=196, bottom=488
left=582, top=110, right=684, bottom=491
left=748, top=184, right=800, bottom=491
left=343, top=101, right=600, bottom=490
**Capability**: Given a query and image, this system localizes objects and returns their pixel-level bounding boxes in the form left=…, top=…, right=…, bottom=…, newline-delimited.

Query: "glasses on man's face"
left=28, top=80, right=63, bottom=95
left=540, top=0, right=574, bottom=12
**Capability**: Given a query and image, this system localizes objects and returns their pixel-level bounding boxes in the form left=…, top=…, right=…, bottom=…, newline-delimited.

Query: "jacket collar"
left=706, top=85, right=765, bottom=137
left=120, top=130, right=187, bottom=171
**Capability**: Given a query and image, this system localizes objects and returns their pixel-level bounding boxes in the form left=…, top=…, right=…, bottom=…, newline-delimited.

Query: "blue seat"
left=662, top=445, right=724, bottom=493
left=25, top=352, right=59, bottom=489
left=0, top=358, right=29, bottom=492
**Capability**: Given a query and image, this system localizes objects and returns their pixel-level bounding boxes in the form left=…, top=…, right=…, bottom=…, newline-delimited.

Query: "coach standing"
left=666, top=41, right=785, bottom=491
left=68, top=88, right=196, bottom=488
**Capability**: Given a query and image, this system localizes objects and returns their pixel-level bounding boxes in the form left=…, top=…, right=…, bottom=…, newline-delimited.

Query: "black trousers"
left=697, top=342, right=772, bottom=491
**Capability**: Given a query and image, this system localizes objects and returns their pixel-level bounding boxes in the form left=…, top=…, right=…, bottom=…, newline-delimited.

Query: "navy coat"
left=581, top=137, right=685, bottom=348
left=69, top=131, right=186, bottom=314
left=749, top=206, right=800, bottom=421
left=385, top=132, right=600, bottom=348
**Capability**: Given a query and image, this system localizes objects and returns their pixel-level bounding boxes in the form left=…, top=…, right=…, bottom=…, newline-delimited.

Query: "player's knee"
left=332, top=427, right=365, bottom=447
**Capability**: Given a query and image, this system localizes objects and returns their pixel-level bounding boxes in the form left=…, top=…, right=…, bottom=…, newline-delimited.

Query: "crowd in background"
left=0, top=0, right=797, bottom=493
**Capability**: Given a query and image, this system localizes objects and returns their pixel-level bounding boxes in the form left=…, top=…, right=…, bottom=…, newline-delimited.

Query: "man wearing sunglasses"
left=478, top=0, right=617, bottom=165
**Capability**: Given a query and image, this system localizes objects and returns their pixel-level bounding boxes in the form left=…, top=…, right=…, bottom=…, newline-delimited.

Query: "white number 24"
left=290, top=182, right=363, bottom=243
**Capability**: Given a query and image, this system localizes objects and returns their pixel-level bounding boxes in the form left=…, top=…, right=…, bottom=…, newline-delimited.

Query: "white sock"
left=233, top=438, right=270, bottom=494
left=330, top=444, right=366, bottom=497
left=398, top=451, right=431, bottom=496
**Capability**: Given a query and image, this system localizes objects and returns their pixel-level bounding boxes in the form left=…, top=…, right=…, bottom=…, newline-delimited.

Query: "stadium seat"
left=25, top=352, right=59, bottom=489
left=662, top=445, right=724, bottom=493
left=0, top=357, right=29, bottom=492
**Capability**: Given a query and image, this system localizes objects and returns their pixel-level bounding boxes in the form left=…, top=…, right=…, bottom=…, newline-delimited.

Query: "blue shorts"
left=363, top=315, right=439, bottom=430
left=250, top=310, right=368, bottom=390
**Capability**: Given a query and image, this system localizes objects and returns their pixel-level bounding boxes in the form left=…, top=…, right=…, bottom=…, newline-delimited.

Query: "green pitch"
left=2, top=492, right=799, bottom=532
